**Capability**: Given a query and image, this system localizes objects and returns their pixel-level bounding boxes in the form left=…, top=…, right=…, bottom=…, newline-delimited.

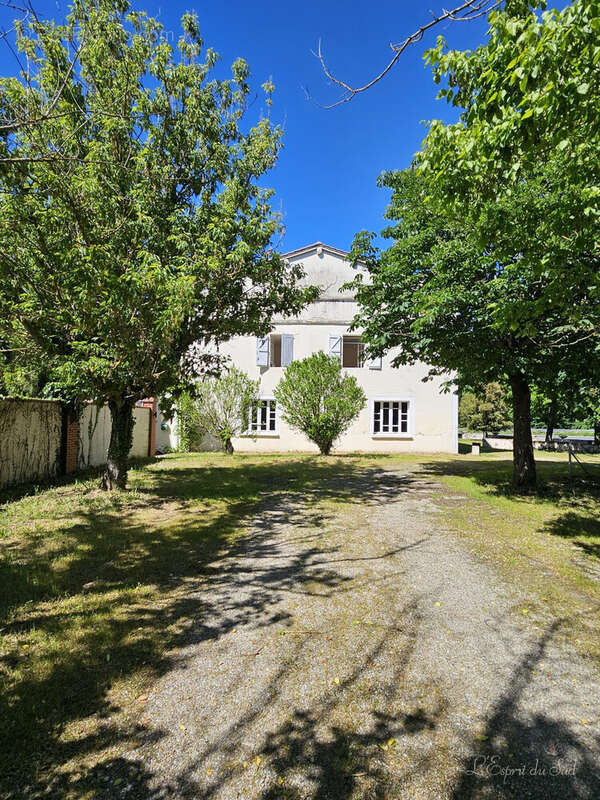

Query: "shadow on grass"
left=3, top=454, right=599, bottom=800
left=542, top=511, right=600, bottom=562
left=421, top=455, right=600, bottom=501
left=420, top=457, right=600, bottom=566
left=0, top=455, right=420, bottom=799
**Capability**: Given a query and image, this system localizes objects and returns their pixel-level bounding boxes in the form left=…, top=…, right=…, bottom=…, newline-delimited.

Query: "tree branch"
left=308, top=0, right=500, bottom=109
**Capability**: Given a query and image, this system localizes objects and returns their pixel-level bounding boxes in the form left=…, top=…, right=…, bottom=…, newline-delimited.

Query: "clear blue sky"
left=0, top=1, right=554, bottom=253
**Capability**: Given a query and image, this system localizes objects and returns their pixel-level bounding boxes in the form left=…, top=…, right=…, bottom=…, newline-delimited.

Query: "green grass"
left=418, top=451, right=600, bottom=661
left=1, top=450, right=599, bottom=798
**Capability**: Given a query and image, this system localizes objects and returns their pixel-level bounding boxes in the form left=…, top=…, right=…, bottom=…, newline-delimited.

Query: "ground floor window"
left=372, top=399, right=411, bottom=436
left=249, top=398, right=278, bottom=434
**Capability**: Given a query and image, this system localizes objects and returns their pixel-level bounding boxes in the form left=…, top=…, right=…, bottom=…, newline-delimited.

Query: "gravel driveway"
left=116, top=464, right=599, bottom=799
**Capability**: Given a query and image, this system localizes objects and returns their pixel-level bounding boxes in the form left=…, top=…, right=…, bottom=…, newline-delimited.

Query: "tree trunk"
left=545, top=400, right=557, bottom=443
left=224, top=437, right=234, bottom=454
left=594, top=420, right=600, bottom=446
left=509, top=372, right=537, bottom=491
left=101, top=396, right=135, bottom=490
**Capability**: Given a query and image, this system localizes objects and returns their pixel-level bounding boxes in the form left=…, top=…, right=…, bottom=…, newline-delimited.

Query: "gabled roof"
left=282, top=241, right=350, bottom=260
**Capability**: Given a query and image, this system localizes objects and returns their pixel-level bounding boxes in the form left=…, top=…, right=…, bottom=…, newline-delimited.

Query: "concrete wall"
left=218, top=245, right=457, bottom=454
left=78, top=403, right=151, bottom=468
left=155, top=406, right=180, bottom=453
left=0, top=399, right=62, bottom=488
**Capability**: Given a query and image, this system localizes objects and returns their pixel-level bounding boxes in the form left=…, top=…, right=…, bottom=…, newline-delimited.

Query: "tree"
left=460, top=383, right=511, bottom=434
left=0, top=0, right=317, bottom=489
left=188, top=367, right=258, bottom=454
left=348, top=0, right=600, bottom=489
left=420, top=0, right=600, bottom=346
left=348, top=169, right=593, bottom=490
left=274, top=352, right=366, bottom=455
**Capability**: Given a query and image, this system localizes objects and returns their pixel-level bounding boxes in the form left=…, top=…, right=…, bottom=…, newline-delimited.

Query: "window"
left=256, top=334, right=294, bottom=367
left=372, top=399, right=411, bottom=436
left=342, top=336, right=365, bottom=368
left=270, top=334, right=282, bottom=367
left=249, top=398, right=278, bottom=434
left=329, top=334, right=381, bottom=369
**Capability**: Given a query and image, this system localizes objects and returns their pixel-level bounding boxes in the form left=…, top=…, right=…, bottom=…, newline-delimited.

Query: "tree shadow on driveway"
left=0, top=456, right=423, bottom=799
left=450, top=618, right=600, bottom=800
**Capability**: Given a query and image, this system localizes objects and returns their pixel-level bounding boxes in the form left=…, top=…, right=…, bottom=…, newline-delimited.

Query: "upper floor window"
left=256, top=334, right=293, bottom=367
left=329, top=334, right=382, bottom=370
left=342, top=336, right=365, bottom=368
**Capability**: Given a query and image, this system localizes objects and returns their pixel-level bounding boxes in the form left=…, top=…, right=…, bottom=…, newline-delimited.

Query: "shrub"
left=182, top=367, right=259, bottom=454
left=274, top=352, right=366, bottom=455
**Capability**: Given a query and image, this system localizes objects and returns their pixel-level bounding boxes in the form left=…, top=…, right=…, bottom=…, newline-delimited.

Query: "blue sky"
left=0, top=1, right=550, bottom=252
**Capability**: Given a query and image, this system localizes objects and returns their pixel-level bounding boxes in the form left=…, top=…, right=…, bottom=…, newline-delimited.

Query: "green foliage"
left=420, top=0, right=600, bottom=343
left=459, top=383, right=511, bottom=433
left=348, top=168, right=583, bottom=488
left=350, top=0, right=600, bottom=488
left=349, top=170, right=560, bottom=386
left=0, top=0, right=316, bottom=485
left=274, top=352, right=366, bottom=455
left=191, top=367, right=259, bottom=453
left=174, top=392, right=200, bottom=453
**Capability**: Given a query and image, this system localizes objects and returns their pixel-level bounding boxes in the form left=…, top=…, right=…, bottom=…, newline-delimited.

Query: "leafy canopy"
left=459, top=383, right=511, bottom=434
left=274, top=351, right=366, bottom=455
left=349, top=169, right=565, bottom=387
left=419, top=0, right=600, bottom=342
left=0, top=0, right=317, bottom=406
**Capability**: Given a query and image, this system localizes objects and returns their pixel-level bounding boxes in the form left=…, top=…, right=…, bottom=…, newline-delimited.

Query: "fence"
left=0, top=398, right=156, bottom=489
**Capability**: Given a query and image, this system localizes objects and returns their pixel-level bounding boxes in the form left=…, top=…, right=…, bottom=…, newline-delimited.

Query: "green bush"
left=179, top=367, right=259, bottom=454
left=274, top=351, right=366, bottom=455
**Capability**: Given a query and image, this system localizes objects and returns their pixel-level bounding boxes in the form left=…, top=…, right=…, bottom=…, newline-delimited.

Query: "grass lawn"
left=1, top=451, right=599, bottom=798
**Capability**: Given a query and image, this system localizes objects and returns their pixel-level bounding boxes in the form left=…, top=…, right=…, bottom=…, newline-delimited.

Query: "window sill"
left=241, top=432, right=280, bottom=438
left=371, top=434, right=413, bottom=440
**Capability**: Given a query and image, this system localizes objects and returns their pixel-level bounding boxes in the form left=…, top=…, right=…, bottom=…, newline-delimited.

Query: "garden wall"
left=1, top=398, right=155, bottom=488
left=78, top=403, right=152, bottom=468
left=0, top=398, right=63, bottom=488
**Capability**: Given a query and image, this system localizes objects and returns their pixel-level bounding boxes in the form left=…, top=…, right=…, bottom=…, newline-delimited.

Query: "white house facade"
left=219, top=242, right=458, bottom=454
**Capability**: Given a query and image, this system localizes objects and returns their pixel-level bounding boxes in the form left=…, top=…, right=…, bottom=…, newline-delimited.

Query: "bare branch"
left=310, top=0, right=500, bottom=109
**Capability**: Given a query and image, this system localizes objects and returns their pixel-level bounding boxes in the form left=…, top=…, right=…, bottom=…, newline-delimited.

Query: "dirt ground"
left=110, top=463, right=600, bottom=800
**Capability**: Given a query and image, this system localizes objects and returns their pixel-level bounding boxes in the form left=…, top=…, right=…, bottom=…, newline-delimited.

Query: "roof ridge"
left=282, top=241, right=350, bottom=259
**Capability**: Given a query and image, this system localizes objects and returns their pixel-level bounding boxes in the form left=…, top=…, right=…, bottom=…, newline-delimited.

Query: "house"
left=219, top=242, right=458, bottom=454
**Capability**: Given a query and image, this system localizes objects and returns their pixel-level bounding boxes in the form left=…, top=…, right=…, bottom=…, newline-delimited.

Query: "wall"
left=155, top=406, right=180, bottom=453
left=78, top=403, right=152, bottom=468
left=0, top=399, right=62, bottom=488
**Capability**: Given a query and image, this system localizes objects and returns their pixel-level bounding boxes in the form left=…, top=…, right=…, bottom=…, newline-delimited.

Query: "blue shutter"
left=281, top=334, right=294, bottom=366
left=256, top=336, right=269, bottom=366
left=329, top=335, right=342, bottom=361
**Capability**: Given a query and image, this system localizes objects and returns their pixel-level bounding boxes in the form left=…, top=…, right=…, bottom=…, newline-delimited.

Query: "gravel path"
left=118, top=464, right=600, bottom=799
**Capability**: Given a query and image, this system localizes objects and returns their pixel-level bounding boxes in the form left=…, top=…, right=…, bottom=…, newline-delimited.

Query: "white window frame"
left=370, top=397, right=413, bottom=438
left=341, top=335, right=366, bottom=369
left=246, top=395, right=279, bottom=436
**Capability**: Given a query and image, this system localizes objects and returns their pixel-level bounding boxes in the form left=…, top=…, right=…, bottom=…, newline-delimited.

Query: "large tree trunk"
left=224, top=437, right=234, bottom=455
left=509, top=372, right=537, bottom=491
left=101, top=396, right=135, bottom=491
left=545, top=400, right=557, bottom=443
left=594, top=420, right=600, bottom=446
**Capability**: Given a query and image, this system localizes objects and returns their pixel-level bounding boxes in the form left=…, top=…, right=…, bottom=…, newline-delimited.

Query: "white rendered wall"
left=217, top=247, right=457, bottom=455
